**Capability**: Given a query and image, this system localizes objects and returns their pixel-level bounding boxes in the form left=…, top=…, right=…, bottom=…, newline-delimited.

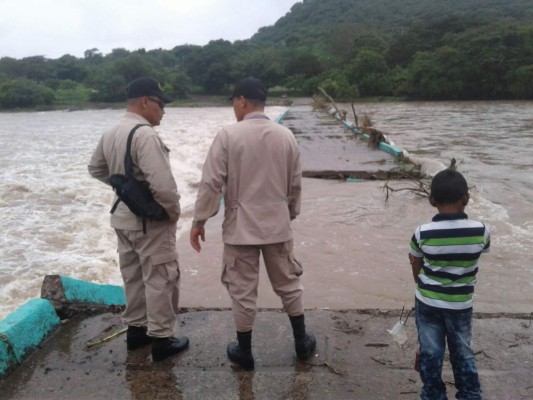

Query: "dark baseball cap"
left=230, top=77, right=267, bottom=101
left=126, top=77, right=172, bottom=103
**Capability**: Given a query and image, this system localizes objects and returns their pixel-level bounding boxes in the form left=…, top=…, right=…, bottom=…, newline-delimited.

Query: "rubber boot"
left=152, top=336, right=190, bottom=362
left=289, top=314, right=316, bottom=360
left=127, top=326, right=154, bottom=350
left=227, top=330, right=255, bottom=371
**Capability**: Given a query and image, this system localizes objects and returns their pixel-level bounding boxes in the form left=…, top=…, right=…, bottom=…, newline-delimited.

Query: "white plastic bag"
left=387, top=320, right=408, bottom=345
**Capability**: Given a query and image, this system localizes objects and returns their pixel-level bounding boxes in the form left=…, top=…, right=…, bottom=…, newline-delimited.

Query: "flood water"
left=0, top=101, right=532, bottom=319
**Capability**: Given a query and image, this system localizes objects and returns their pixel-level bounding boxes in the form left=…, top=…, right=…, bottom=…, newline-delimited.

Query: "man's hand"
left=190, top=226, right=205, bottom=252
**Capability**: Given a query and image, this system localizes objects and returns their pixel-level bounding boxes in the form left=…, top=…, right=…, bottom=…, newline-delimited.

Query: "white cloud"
left=0, top=0, right=299, bottom=59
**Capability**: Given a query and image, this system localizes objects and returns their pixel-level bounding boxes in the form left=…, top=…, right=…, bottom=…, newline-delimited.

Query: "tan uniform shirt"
left=88, top=112, right=181, bottom=230
left=193, top=111, right=301, bottom=245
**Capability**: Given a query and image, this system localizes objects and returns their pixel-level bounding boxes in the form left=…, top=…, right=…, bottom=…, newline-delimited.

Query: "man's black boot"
left=151, top=336, right=190, bottom=362
left=227, top=330, right=254, bottom=371
left=127, top=326, right=154, bottom=350
left=289, top=314, right=316, bottom=361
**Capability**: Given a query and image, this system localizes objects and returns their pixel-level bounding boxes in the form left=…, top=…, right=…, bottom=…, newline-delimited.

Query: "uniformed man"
left=190, top=77, right=316, bottom=371
left=88, top=77, right=188, bottom=362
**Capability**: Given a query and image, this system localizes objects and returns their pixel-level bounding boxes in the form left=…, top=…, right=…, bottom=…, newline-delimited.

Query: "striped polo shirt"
left=409, top=212, right=491, bottom=310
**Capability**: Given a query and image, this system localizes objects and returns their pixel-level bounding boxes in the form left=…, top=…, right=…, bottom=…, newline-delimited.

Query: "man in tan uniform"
left=190, top=77, right=315, bottom=371
left=88, top=77, right=188, bottom=362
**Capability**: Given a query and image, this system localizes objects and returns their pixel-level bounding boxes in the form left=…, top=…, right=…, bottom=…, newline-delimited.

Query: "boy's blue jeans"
left=415, top=299, right=482, bottom=400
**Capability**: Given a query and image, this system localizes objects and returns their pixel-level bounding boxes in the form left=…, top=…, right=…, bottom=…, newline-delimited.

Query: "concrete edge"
left=0, top=275, right=125, bottom=379
left=60, top=276, right=125, bottom=305
left=329, top=108, right=407, bottom=158
left=0, top=298, right=59, bottom=377
left=2, top=272, right=529, bottom=381
left=276, top=106, right=292, bottom=124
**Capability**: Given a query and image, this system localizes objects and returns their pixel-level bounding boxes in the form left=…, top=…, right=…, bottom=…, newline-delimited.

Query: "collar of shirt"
left=243, top=112, right=269, bottom=121
left=125, top=111, right=151, bottom=126
left=432, top=212, right=468, bottom=222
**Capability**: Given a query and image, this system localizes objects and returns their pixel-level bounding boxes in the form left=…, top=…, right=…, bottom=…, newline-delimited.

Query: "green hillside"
left=253, top=0, right=533, bottom=45
left=1, top=0, right=533, bottom=109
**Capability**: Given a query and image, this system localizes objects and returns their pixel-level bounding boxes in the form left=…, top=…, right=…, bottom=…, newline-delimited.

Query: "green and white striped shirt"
left=409, top=212, right=491, bottom=310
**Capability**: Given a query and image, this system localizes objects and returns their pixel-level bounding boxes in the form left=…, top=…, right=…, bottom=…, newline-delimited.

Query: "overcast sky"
left=0, top=0, right=301, bottom=60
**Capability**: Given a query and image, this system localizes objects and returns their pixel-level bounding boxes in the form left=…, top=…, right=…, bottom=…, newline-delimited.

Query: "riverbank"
left=0, top=94, right=293, bottom=113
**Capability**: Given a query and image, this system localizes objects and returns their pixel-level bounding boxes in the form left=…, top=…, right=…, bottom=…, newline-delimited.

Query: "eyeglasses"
left=147, top=97, right=165, bottom=110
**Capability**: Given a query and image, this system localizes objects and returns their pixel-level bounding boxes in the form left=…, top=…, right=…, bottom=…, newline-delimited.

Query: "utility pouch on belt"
left=108, top=124, right=168, bottom=233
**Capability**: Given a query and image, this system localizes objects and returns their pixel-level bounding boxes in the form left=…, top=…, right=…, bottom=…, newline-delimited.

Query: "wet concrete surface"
left=282, top=102, right=398, bottom=174
left=1, top=309, right=532, bottom=400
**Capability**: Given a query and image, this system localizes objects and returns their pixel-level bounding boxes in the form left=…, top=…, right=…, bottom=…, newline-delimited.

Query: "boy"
left=409, top=168, right=491, bottom=400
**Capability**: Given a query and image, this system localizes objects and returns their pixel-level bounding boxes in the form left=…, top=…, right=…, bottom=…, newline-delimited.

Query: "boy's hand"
left=409, top=254, right=423, bottom=283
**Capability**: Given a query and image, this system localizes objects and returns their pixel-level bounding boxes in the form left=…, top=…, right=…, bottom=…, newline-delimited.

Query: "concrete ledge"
left=331, top=109, right=405, bottom=158
left=0, top=298, right=60, bottom=377
left=2, top=309, right=532, bottom=399
left=276, top=106, right=292, bottom=123
left=377, top=140, right=403, bottom=157
left=0, top=275, right=126, bottom=379
left=348, top=126, right=404, bottom=157
left=60, top=275, right=125, bottom=305
left=41, top=275, right=126, bottom=319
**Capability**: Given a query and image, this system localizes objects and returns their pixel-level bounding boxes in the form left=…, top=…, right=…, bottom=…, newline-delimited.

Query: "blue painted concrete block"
left=0, top=341, right=11, bottom=376
left=276, top=107, right=292, bottom=124
left=378, top=142, right=403, bottom=157
left=60, top=276, right=125, bottom=306
left=0, top=298, right=59, bottom=376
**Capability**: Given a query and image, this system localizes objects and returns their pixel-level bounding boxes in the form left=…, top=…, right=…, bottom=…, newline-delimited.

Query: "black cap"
left=230, top=77, right=267, bottom=101
left=126, top=77, right=172, bottom=103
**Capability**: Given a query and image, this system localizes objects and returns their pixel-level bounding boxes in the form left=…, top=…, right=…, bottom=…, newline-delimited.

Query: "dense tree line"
left=1, top=0, right=532, bottom=109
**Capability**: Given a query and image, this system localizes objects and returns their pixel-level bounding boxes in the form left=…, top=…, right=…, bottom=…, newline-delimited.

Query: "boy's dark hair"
left=430, top=168, right=468, bottom=204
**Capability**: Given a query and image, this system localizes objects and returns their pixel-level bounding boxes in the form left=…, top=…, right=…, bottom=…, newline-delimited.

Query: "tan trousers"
left=222, top=240, right=304, bottom=332
left=116, top=224, right=180, bottom=338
